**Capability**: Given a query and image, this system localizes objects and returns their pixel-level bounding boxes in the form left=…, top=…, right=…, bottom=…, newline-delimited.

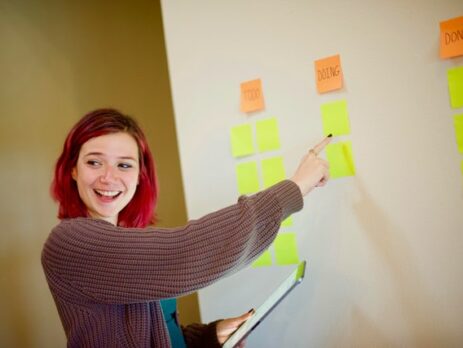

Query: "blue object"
left=160, top=299, right=187, bottom=348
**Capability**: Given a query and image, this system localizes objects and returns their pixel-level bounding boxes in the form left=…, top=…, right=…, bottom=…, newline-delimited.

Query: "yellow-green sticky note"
left=236, top=161, right=259, bottom=195
left=252, top=249, right=272, bottom=267
left=281, top=216, right=293, bottom=227
left=274, top=233, right=299, bottom=265
left=321, top=99, right=351, bottom=136
left=326, top=141, right=356, bottom=178
left=261, top=156, right=286, bottom=188
left=454, top=114, right=463, bottom=153
left=448, top=66, right=463, bottom=109
left=256, top=117, right=281, bottom=152
left=230, top=124, right=254, bottom=157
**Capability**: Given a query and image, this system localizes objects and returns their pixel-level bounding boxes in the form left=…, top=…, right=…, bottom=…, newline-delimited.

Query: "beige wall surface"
left=0, top=1, right=198, bottom=347
left=161, top=0, right=463, bottom=347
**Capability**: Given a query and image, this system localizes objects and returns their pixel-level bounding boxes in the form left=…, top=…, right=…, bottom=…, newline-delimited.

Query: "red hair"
left=51, top=109, right=157, bottom=227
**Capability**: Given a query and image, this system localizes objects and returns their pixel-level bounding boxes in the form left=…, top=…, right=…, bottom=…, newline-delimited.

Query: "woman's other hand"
left=216, top=309, right=254, bottom=347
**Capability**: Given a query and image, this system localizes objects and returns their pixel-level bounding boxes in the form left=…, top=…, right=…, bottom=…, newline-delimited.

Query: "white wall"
left=161, top=1, right=463, bottom=346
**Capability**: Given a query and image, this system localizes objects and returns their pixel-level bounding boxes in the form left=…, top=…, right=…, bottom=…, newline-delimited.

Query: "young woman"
left=42, top=108, right=330, bottom=348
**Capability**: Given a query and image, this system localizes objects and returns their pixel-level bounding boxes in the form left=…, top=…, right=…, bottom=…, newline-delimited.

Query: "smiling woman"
left=42, top=108, right=330, bottom=348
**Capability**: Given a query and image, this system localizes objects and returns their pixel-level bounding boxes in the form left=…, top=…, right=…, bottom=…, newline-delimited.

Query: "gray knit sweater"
left=41, top=180, right=303, bottom=348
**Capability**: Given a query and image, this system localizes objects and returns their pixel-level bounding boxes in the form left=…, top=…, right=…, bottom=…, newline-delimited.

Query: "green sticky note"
left=261, top=156, right=286, bottom=188
left=454, top=114, right=463, bottom=153
left=281, top=216, right=293, bottom=227
left=252, top=249, right=272, bottom=267
left=236, top=161, right=259, bottom=195
left=326, top=141, right=356, bottom=178
left=256, top=117, right=281, bottom=152
left=321, top=99, right=351, bottom=136
left=274, top=233, right=299, bottom=265
left=230, top=124, right=254, bottom=157
left=448, top=66, right=463, bottom=109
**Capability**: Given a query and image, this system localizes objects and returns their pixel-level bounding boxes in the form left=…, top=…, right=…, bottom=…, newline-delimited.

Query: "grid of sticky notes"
left=230, top=114, right=299, bottom=267
left=231, top=118, right=286, bottom=194
left=320, top=99, right=356, bottom=178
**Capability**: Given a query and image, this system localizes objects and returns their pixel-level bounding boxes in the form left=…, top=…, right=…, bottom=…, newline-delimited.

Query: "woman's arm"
left=42, top=180, right=302, bottom=304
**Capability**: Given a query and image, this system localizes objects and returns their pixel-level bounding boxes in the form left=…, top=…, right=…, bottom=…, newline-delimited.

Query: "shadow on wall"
left=350, top=177, right=444, bottom=347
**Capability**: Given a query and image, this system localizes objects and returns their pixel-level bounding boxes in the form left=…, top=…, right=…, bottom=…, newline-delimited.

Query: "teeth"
left=95, top=190, right=120, bottom=197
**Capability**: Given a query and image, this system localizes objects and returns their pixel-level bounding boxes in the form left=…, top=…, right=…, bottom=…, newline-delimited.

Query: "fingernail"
left=248, top=308, right=255, bottom=314
left=327, top=133, right=333, bottom=137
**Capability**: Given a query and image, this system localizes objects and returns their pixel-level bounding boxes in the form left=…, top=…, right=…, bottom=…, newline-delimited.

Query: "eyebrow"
left=83, top=152, right=138, bottom=161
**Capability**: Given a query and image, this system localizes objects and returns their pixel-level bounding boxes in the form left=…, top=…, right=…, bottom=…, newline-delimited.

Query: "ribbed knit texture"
left=41, top=180, right=303, bottom=347
left=181, top=321, right=221, bottom=348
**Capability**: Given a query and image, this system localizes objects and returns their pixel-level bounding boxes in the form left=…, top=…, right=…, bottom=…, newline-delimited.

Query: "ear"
left=71, top=167, right=77, bottom=181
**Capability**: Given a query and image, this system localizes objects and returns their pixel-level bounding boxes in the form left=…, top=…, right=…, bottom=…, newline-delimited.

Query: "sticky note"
left=454, top=114, right=463, bottom=153
left=448, top=66, right=463, bottom=109
left=230, top=124, right=254, bottom=157
left=326, top=141, right=356, bottom=178
left=440, top=16, right=463, bottom=59
left=261, top=156, right=286, bottom=188
left=321, top=100, right=351, bottom=136
left=252, top=250, right=272, bottom=267
left=281, top=216, right=293, bottom=227
left=314, top=54, right=343, bottom=93
left=274, top=233, right=299, bottom=265
left=236, top=161, right=260, bottom=195
left=256, top=117, right=281, bottom=152
left=240, top=79, right=265, bottom=113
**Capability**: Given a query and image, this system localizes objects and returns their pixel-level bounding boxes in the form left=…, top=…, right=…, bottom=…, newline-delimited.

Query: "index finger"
left=312, top=134, right=332, bottom=155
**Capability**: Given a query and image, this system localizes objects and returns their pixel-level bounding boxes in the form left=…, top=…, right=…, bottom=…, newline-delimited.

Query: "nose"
left=99, top=165, right=117, bottom=183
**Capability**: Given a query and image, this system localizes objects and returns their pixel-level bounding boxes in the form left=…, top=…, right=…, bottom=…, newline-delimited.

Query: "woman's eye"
left=118, top=163, right=133, bottom=169
left=86, top=160, right=101, bottom=167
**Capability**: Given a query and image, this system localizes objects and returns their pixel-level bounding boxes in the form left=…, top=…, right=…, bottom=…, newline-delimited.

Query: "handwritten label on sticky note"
left=252, top=250, right=272, bottom=267
left=230, top=124, right=255, bottom=158
left=274, top=233, right=299, bottom=265
left=261, top=156, right=286, bottom=188
left=448, top=66, right=463, bottom=109
left=256, top=117, right=281, bottom=152
left=240, top=79, right=265, bottom=113
left=326, top=141, right=356, bottom=178
left=440, top=16, right=463, bottom=59
left=314, top=54, right=343, bottom=93
left=321, top=99, right=351, bottom=136
left=236, top=161, right=260, bottom=195
left=454, top=114, right=463, bottom=153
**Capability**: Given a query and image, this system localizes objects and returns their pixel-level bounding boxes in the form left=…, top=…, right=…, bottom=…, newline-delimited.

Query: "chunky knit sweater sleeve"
left=181, top=321, right=221, bottom=348
left=42, top=180, right=302, bottom=304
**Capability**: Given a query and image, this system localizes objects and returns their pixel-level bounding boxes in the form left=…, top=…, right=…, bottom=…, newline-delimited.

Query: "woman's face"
left=72, top=132, right=140, bottom=225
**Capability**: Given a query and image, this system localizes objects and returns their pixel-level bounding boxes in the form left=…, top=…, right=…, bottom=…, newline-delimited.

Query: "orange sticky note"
left=440, top=16, right=463, bottom=59
left=314, top=54, right=343, bottom=93
left=240, top=79, right=265, bottom=113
